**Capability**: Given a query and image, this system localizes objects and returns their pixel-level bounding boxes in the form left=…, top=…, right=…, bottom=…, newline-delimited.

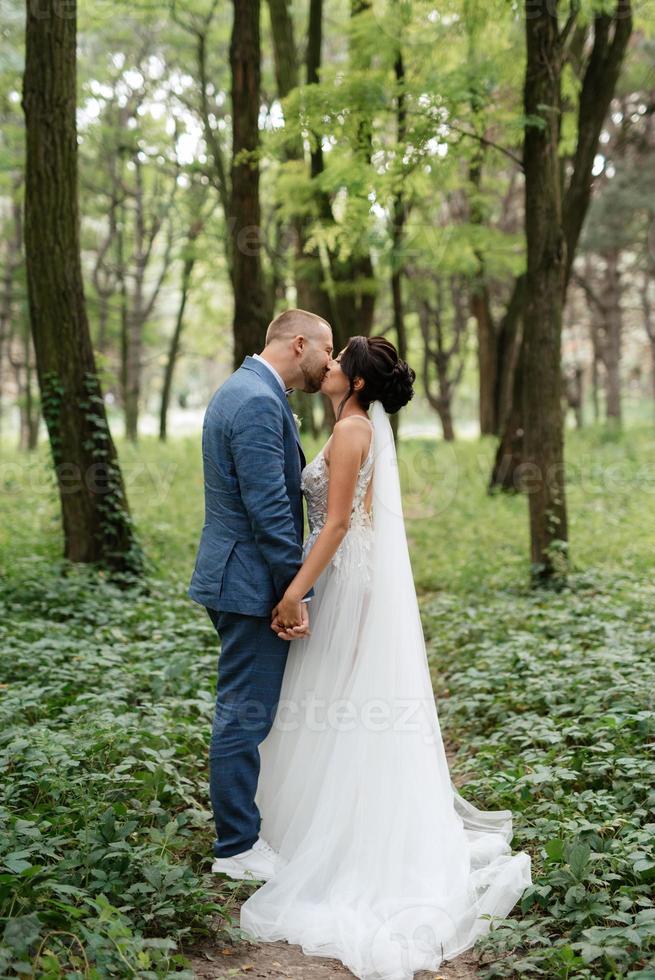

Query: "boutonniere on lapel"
left=292, top=413, right=302, bottom=432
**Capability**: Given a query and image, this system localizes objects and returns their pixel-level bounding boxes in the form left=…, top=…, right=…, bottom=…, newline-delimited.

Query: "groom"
left=188, top=308, right=333, bottom=882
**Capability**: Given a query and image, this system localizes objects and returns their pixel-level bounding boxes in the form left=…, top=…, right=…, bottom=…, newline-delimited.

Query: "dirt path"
left=183, top=746, right=480, bottom=980
left=184, top=936, right=479, bottom=979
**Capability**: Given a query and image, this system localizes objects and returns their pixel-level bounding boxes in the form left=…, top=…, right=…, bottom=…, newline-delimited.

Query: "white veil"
left=362, top=398, right=453, bottom=752
left=368, top=398, right=523, bottom=821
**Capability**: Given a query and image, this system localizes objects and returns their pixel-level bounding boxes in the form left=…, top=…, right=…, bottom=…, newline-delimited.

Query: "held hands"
left=271, top=592, right=310, bottom=641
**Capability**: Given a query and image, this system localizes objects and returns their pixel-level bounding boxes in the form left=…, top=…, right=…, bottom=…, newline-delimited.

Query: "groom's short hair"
left=266, top=308, right=331, bottom=344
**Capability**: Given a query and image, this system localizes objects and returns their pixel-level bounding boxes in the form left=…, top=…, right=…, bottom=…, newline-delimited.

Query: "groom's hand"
left=271, top=600, right=310, bottom=641
left=273, top=590, right=303, bottom=629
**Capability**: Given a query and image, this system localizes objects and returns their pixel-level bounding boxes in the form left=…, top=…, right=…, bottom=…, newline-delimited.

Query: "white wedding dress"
left=239, top=401, right=531, bottom=980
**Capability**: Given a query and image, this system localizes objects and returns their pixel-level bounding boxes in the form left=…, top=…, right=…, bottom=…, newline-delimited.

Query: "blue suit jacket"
left=188, top=356, right=314, bottom=616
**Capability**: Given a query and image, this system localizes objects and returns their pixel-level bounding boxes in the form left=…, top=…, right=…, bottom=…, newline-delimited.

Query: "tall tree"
left=7, top=318, right=39, bottom=451
left=641, top=265, right=655, bottom=407
left=576, top=253, right=624, bottom=423
left=273, top=0, right=378, bottom=355
left=121, top=151, right=177, bottom=441
left=490, top=0, right=632, bottom=495
left=266, top=0, right=325, bottom=435
left=521, top=0, right=568, bottom=582
left=390, top=37, right=408, bottom=367
left=418, top=278, right=468, bottom=441
left=0, top=176, right=24, bottom=443
left=230, top=0, right=272, bottom=366
left=22, top=0, right=141, bottom=573
left=159, top=181, right=210, bottom=441
left=462, top=6, right=500, bottom=437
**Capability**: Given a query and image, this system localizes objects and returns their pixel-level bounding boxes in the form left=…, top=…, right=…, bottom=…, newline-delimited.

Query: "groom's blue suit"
left=188, top=356, right=313, bottom=858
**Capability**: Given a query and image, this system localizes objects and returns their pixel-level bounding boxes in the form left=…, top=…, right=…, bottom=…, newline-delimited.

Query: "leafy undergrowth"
left=423, top=571, right=655, bottom=979
left=0, top=564, right=254, bottom=978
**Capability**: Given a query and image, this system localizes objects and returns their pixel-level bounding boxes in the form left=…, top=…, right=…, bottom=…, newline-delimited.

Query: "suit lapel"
left=241, top=357, right=305, bottom=459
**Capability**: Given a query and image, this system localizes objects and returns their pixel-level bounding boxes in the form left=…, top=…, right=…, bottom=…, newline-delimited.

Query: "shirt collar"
left=253, top=353, right=293, bottom=396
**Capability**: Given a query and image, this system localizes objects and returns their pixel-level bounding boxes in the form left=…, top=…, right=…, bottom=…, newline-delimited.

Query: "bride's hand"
left=271, top=597, right=310, bottom=640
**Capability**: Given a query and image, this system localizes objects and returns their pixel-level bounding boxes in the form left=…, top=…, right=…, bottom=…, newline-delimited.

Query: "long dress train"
left=239, top=402, right=531, bottom=980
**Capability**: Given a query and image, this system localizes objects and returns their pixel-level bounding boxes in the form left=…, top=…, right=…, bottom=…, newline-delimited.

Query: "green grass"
left=1, top=423, right=654, bottom=977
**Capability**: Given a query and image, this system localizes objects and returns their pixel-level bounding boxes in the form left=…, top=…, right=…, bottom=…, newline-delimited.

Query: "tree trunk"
left=124, top=153, right=146, bottom=442
left=230, top=0, right=272, bottom=368
left=390, top=253, right=405, bottom=446
left=473, top=278, right=497, bottom=436
left=588, top=313, right=602, bottom=422
left=123, top=155, right=176, bottom=443
left=305, top=0, right=345, bottom=435
left=97, top=294, right=109, bottom=354
left=437, top=403, right=455, bottom=442
left=419, top=287, right=466, bottom=443
left=267, top=0, right=298, bottom=104
left=390, top=44, right=408, bottom=443
left=641, top=266, right=655, bottom=411
left=14, top=329, right=40, bottom=451
left=266, top=0, right=328, bottom=443
left=574, top=367, right=583, bottom=429
left=563, top=365, right=584, bottom=429
left=328, top=1, right=378, bottom=347
left=298, top=0, right=335, bottom=347
left=602, top=250, right=622, bottom=424
left=22, top=0, right=141, bottom=574
left=301, top=0, right=377, bottom=360
left=521, top=0, right=568, bottom=583
left=124, top=309, right=141, bottom=442
left=592, top=349, right=601, bottom=422
left=159, top=230, right=200, bottom=442
left=0, top=176, right=23, bottom=443
left=562, top=5, right=633, bottom=288
left=580, top=252, right=623, bottom=425
left=488, top=275, right=525, bottom=489
left=90, top=157, right=121, bottom=356
left=489, top=335, right=524, bottom=492
left=391, top=45, right=408, bottom=363
left=490, top=0, right=632, bottom=489
left=26, top=372, right=40, bottom=450
left=468, top=151, right=498, bottom=436
left=494, top=275, right=525, bottom=432
left=293, top=0, right=350, bottom=433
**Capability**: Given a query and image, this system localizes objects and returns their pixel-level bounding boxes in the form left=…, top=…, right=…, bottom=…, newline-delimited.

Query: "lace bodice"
left=301, top=421, right=374, bottom=579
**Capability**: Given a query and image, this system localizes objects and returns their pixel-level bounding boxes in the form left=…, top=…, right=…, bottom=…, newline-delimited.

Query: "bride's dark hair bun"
left=338, top=335, right=416, bottom=417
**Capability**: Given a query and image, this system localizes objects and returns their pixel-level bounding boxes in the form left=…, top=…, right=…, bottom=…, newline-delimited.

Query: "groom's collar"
left=241, top=355, right=288, bottom=398
left=251, top=352, right=289, bottom=395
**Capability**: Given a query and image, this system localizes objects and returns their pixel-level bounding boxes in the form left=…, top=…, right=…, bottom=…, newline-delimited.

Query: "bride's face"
left=321, top=349, right=351, bottom=397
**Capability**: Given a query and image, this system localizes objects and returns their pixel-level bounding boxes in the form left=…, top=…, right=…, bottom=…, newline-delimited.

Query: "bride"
left=238, top=334, right=532, bottom=980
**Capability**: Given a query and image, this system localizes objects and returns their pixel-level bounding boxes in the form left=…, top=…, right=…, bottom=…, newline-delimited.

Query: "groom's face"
left=298, top=325, right=333, bottom=393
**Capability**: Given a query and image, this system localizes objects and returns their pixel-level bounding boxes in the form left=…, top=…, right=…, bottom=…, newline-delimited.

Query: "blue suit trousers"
left=206, top=607, right=290, bottom=858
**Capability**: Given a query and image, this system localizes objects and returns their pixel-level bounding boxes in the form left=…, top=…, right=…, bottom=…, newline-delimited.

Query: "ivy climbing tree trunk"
left=22, top=0, right=141, bottom=574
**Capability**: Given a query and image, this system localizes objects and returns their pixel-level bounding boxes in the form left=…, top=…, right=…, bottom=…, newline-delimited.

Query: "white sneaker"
left=211, top=837, right=286, bottom=882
